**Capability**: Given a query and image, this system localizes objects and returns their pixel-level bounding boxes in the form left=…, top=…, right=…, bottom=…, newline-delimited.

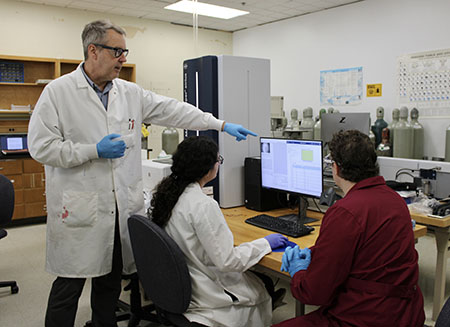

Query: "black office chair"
left=435, top=296, right=450, bottom=327
left=128, top=214, right=206, bottom=327
left=0, top=174, right=19, bottom=294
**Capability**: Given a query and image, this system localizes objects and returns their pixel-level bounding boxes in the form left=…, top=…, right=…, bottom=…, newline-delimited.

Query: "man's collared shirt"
left=81, top=63, right=113, bottom=110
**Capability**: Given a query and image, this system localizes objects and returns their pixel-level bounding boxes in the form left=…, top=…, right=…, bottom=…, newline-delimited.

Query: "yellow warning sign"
left=367, top=84, right=382, bottom=97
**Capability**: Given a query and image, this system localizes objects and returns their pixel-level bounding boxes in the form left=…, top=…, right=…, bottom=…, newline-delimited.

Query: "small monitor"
left=0, top=134, right=28, bottom=154
left=321, top=112, right=370, bottom=145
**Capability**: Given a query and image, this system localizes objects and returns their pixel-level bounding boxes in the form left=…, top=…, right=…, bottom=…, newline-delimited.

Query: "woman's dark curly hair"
left=328, top=130, right=379, bottom=183
left=150, top=136, right=218, bottom=227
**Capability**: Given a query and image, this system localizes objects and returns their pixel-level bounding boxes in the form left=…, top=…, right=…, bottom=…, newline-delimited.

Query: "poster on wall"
left=398, top=48, right=450, bottom=116
left=320, top=67, right=363, bottom=106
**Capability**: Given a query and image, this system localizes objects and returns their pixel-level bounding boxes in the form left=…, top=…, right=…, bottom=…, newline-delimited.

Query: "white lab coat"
left=164, top=183, right=273, bottom=327
left=28, top=64, right=223, bottom=278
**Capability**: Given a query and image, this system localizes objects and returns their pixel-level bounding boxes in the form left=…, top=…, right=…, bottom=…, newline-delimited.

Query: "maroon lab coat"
left=274, top=176, right=425, bottom=327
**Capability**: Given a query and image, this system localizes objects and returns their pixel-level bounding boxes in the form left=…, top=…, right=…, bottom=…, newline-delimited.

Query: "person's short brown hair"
left=329, top=130, right=379, bottom=183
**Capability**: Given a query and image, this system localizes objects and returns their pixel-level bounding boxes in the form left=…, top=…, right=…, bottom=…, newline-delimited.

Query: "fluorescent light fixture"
left=165, top=0, right=249, bottom=20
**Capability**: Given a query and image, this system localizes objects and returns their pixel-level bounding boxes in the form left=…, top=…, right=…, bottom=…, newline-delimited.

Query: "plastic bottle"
left=314, top=108, right=327, bottom=140
left=371, top=107, right=388, bottom=147
left=393, top=107, right=413, bottom=158
left=161, top=127, right=179, bottom=155
left=300, top=107, right=315, bottom=139
left=388, top=108, right=400, bottom=153
left=410, top=108, right=424, bottom=160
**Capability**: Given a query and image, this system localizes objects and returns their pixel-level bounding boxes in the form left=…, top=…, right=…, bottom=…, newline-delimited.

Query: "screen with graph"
left=260, top=137, right=323, bottom=198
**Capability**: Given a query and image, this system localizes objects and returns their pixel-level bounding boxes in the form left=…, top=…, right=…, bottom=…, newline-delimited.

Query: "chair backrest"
left=128, top=214, right=191, bottom=314
left=0, top=174, right=14, bottom=225
left=436, top=296, right=450, bottom=327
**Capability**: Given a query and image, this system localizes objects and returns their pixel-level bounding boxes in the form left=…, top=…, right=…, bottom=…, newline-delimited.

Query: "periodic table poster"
left=398, top=48, right=450, bottom=116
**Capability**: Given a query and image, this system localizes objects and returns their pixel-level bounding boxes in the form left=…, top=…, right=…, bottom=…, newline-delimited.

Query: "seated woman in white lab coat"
left=150, top=136, right=287, bottom=327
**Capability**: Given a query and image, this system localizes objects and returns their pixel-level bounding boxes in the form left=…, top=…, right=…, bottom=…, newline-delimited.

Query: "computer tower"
left=183, top=55, right=271, bottom=208
left=244, top=157, right=284, bottom=211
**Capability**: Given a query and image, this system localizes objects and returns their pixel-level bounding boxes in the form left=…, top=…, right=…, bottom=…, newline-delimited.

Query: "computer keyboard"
left=245, top=214, right=314, bottom=238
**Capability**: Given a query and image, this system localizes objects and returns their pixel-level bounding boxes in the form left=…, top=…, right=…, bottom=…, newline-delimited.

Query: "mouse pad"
left=273, top=240, right=297, bottom=252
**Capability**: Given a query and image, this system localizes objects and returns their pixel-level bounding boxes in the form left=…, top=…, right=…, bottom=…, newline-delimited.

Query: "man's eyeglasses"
left=93, top=43, right=129, bottom=58
left=217, top=155, right=224, bottom=165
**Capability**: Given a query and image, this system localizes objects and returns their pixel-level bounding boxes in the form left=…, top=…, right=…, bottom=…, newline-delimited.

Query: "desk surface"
left=222, top=206, right=427, bottom=276
left=410, top=210, right=450, bottom=228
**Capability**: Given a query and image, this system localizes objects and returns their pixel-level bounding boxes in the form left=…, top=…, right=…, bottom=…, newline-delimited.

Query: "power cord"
left=312, top=198, right=324, bottom=214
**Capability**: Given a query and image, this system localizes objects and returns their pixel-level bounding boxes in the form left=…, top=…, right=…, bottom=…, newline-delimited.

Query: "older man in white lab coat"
left=28, top=19, right=256, bottom=327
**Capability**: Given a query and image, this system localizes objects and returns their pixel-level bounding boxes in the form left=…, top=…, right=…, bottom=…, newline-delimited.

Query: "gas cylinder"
left=410, top=108, right=424, bottom=160
left=300, top=107, right=315, bottom=139
left=290, top=108, right=300, bottom=129
left=376, top=127, right=392, bottom=157
left=162, top=127, right=179, bottom=155
left=388, top=108, right=400, bottom=152
left=393, top=107, right=413, bottom=158
left=314, top=108, right=327, bottom=140
left=369, top=117, right=376, bottom=147
left=371, top=107, right=388, bottom=147
left=445, top=125, right=450, bottom=162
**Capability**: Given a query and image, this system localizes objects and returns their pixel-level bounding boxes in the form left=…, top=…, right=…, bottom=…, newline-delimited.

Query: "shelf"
left=0, top=82, right=44, bottom=86
left=0, top=111, right=32, bottom=119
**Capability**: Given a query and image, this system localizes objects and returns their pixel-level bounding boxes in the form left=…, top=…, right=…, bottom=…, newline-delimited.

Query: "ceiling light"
left=165, top=0, right=249, bottom=20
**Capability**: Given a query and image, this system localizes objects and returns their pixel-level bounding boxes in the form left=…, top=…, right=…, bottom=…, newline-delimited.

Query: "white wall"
left=233, top=0, right=450, bottom=159
left=0, top=0, right=232, bottom=157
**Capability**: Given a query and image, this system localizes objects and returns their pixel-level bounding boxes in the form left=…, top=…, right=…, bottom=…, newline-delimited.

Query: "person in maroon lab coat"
left=274, top=130, right=425, bottom=327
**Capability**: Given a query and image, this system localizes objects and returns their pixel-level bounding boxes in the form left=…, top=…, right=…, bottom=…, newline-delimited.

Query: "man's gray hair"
left=82, top=20, right=126, bottom=60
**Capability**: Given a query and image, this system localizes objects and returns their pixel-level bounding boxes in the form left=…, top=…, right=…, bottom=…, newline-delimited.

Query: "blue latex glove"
left=281, top=246, right=311, bottom=277
left=96, top=133, right=126, bottom=158
left=281, top=245, right=297, bottom=272
left=411, top=219, right=416, bottom=230
left=223, top=123, right=257, bottom=141
left=264, top=233, right=288, bottom=250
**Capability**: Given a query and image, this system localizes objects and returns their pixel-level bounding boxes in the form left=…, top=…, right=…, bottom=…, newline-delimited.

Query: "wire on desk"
left=313, top=198, right=324, bottom=214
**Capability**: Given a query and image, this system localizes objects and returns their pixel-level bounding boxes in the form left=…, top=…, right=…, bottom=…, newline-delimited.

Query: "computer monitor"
left=260, top=137, right=323, bottom=224
left=0, top=134, right=28, bottom=154
left=321, top=112, right=370, bottom=145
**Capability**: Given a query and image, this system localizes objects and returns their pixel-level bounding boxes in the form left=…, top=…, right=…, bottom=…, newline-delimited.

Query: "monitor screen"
left=260, top=137, right=323, bottom=198
left=321, top=112, right=370, bottom=144
left=0, top=135, right=28, bottom=151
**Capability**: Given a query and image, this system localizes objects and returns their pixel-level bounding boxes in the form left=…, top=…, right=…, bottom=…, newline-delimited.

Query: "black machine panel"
left=183, top=55, right=219, bottom=202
